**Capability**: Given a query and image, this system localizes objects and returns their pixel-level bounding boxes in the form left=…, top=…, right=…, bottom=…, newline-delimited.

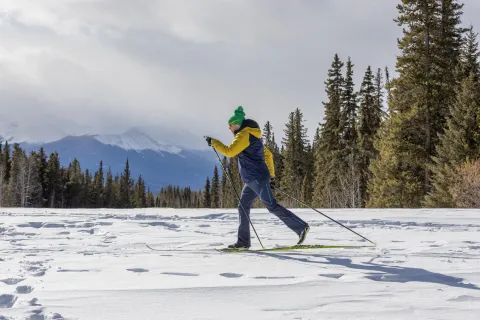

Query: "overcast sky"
left=1, top=0, right=480, bottom=149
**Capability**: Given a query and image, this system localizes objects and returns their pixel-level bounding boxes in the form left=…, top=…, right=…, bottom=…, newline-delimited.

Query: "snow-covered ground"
left=1, top=207, right=480, bottom=320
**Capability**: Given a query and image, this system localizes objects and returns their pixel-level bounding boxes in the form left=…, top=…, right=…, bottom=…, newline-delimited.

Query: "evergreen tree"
left=45, top=152, right=62, bottom=208
left=313, top=54, right=344, bottom=207
left=0, top=142, right=6, bottom=207
left=93, top=161, right=105, bottom=208
left=3, top=141, right=11, bottom=184
left=105, top=167, right=115, bottom=208
left=134, top=175, right=147, bottom=208
left=83, top=169, right=94, bottom=208
left=301, top=142, right=315, bottom=206
left=357, top=66, right=384, bottom=206
left=341, top=57, right=358, bottom=157
left=147, top=188, right=155, bottom=207
left=340, top=57, right=361, bottom=207
left=6, top=143, right=24, bottom=207
left=211, top=166, right=220, bottom=208
left=36, top=147, right=48, bottom=207
left=367, top=0, right=466, bottom=207
left=65, top=159, right=84, bottom=208
left=424, top=73, right=480, bottom=207
left=113, top=174, right=121, bottom=208
left=375, top=68, right=387, bottom=119
left=226, top=156, right=242, bottom=207
left=280, top=108, right=309, bottom=204
left=262, top=121, right=274, bottom=148
left=458, top=25, right=480, bottom=82
left=220, top=156, right=228, bottom=207
left=202, top=177, right=211, bottom=208
left=119, top=159, right=134, bottom=208
left=262, top=121, right=282, bottom=181
left=60, top=167, right=69, bottom=208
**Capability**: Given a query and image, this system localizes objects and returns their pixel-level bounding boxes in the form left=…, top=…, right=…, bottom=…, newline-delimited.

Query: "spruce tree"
left=93, top=161, right=105, bottom=208
left=46, top=152, right=62, bottom=208
left=119, top=159, right=134, bottom=208
left=3, top=141, right=11, bottom=184
left=134, top=175, right=147, bottom=208
left=7, top=145, right=28, bottom=207
left=458, top=25, right=480, bottom=82
left=424, top=73, right=480, bottom=207
left=0, top=142, right=6, bottom=207
left=65, top=159, right=84, bottom=208
left=211, top=166, right=220, bottom=208
left=113, top=174, right=121, bottom=208
left=357, top=66, right=384, bottom=206
left=367, top=0, right=466, bottom=207
left=37, top=147, right=48, bottom=207
left=202, top=177, right=211, bottom=208
left=280, top=108, right=309, bottom=204
left=340, top=57, right=361, bottom=207
left=147, top=188, right=155, bottom=207
left=226, top=156, right=242, bottom=207
left=220, top=156, right=228, bottom=207
left=60, top=167, right=69, bottom=208
left=105, top=167, right=115, bottom=208
left=262, top=121, right=282, bottom=180
left=341, top=57, right=358, bottom=157
left=313, top=54, right=344, bottom=207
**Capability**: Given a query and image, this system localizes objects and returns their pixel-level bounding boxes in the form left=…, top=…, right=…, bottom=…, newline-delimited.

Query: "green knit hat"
left=228, top=106, right=245, bottom=125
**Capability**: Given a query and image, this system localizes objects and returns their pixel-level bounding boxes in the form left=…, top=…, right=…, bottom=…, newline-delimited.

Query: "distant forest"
left=1, top=0, right=480, bottom=209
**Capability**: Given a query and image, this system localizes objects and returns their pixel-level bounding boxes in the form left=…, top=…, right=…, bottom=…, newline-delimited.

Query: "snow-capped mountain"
left=14, top=128, right=217, bottom=191
left=90, top=128, right=182, bottom=155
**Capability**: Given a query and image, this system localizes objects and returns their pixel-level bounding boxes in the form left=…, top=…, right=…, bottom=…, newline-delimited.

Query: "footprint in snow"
left=220, top=273, right=243, bottom=278
left=29, top=298, right=42, bottom=306
left=0, top=294, right=18, bottom=308
left=254, top=276, right=295, bottom=279
left=319, top=273, right=345, bottom=279
left=57, top=268, right=90, bottom=273
left=0, top=278, right=25, bottom=285
left=162, top=272, right=198, bottom=277
left=127, top=268, right=149, bottom=273
left=27, top=309, right=64, bottom=320
left=16, top=285, right=34, bottom=294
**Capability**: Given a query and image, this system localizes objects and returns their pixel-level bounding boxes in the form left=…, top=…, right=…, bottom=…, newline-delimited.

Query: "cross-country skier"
left=205, top=106, right=310, bottom=249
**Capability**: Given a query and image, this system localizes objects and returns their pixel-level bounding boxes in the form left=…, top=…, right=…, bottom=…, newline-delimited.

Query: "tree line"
left=0, top=142, right=202, bottom=208
left=203, top=0, right=480, bottom=209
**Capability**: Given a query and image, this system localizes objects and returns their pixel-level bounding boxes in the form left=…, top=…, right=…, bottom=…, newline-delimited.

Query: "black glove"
left=204, top=136, right=212, bottom=146
left=270, top=178, right=275, bottom=190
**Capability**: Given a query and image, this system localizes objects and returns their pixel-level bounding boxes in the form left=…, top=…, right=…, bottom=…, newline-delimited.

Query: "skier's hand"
left=204, top=136, right=212, bottom=146
left=270, top=178, right=275, bottom=190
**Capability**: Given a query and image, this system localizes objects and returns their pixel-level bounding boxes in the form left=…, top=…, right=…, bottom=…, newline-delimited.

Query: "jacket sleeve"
left=211, top=131, right=250, bottom=157
left=264, top=146, right=275, bottom=178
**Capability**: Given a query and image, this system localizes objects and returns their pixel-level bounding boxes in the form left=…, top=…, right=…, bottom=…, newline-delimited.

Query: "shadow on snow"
left=255, top=252, right=480, bottom=291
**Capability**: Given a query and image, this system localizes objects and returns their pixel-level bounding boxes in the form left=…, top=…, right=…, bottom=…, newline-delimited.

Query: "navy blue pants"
left=236, top=178, right=308, bottom=247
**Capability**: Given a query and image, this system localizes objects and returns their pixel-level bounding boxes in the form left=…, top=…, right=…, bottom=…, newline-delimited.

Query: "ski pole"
left=210, top=145, right=265, bottom=249
left=274, top=187, right=376, bottom=246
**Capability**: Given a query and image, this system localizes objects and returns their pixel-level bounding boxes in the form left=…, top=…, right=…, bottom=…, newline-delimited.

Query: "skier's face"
left=229, top=123, right=240, bottom=134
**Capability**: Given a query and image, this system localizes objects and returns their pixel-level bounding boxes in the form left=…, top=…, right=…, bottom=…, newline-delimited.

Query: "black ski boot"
left=228, top=242, right=250, bottom=250
left=297, top=225, right=310, bottom=245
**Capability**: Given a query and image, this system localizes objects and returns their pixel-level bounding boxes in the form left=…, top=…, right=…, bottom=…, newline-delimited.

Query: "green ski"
left=215, top=244, right=372, bottom=252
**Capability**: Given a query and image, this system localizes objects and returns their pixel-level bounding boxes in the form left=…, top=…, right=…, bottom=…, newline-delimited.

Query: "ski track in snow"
left=1, top=208, right=480, bottom=319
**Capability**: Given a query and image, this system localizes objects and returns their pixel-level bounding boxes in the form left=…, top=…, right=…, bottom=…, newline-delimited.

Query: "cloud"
left=1, top=0, right=479, bottom=148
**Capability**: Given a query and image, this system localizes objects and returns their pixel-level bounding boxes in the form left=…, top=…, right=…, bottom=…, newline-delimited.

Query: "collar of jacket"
left=233, top=119, right=260, bottom=135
